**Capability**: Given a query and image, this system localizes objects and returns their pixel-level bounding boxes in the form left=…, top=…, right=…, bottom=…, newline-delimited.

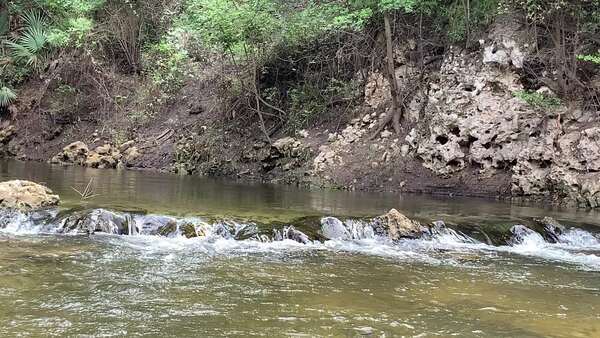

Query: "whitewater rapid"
left=2, top=208, right=600, bottom=271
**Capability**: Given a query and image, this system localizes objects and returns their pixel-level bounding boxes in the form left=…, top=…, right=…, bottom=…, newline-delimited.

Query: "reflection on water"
left=1, top=159, right=600, bottom=337
left=2, top=160, right=600, bottom=226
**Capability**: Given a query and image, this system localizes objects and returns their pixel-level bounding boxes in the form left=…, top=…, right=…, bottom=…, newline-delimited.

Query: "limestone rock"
left=122, top=146, right=140, bottom=166
left=95, top=144, right=112, bottom=155
left=51, top=141, right=126, bottom=169
left=272, top=137, right=305, bottom=158
left=61, top=209, right=130, bottom=235
left=274, top=225, right=311, bottom=244
left=179, top=222, right=206, bottom=238
left=134, top=215, right=178, bottom=236
left=0, top=125, right=16, bottom=144
left=51, top=141, right=89, bottom=165
left=320, top=217, right=350, bottom=240
left=0, top=180, right=60, bottom=211
left=534, top=216, right=565, bottom=243
left=119, top=140, right=136, bottom=152
left=508, top=224, right=541, bottom=245
left=383, top=209, right=425, bottom=239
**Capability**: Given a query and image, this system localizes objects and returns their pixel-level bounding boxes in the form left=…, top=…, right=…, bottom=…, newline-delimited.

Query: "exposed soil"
left=1, top=75, right=512, bottom=201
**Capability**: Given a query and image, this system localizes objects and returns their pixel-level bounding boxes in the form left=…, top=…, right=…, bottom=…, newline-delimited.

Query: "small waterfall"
left=3, top=207, right=600, bottom=270
left=320, top=217, right=378, bottom=240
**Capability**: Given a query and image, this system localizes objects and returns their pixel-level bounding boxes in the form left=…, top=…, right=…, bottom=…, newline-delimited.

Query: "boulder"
left=271, top=137, right=305, bottom=158
left=85, top=151, right=118, bottom=169
left=179, top=222, right=207, bottom=238
left=50, top=142, right=125, bottom=169
left=321, top=217, right=350, bottom=240
left=119, top=140, right=136, bottom=152
left=508, top=224, right=543, bottom=245
left=274, top=226, right=311, bottom=244
left=134, top=215, right=178, bottom=236
left=0, top=180, right=60, bottom=211
left=384, top=209, right=426, bottom=239
left=122, top=146, right=140, bottom=166
left=0, top=125, right=16, bottom=144
left=234, top=223, right=259, bottom=240
left=534, top=216, right=565, bottom=243
left=57, top=141, right=89, bottom=165
left=95, top=144, right=112, bottom=155
left=61, top=209, right=130, bottom=235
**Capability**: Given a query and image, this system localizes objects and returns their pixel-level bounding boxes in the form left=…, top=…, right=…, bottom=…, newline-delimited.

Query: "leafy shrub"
left=142, top=40, right=190, bottom=93
left=577, top=53, right=600, bottom=65
left=286, top=78, right=358, bottom=132
left=514, top=90, right=561, bottom=110
left=48, top=17, right=94, bottom=47
left=0, top=85, right=17, bottom=107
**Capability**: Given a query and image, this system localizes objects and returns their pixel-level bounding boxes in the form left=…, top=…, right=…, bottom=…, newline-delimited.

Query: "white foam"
left=3, top=209, right=600, bottom=271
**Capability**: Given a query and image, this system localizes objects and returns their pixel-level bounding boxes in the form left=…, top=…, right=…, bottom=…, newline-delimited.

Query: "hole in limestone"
left=463, top=84, right=476, bottom=92
left=450, top=127, right=461, bottom=137
left=436, top=135, right=449, bottom=145
left=447, top=159, right=461, bottom=167
left=538, top=160, right=552, bottom=169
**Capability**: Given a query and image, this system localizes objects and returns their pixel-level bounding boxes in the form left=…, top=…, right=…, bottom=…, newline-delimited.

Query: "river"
left=1, top=159, right=599, bottom=337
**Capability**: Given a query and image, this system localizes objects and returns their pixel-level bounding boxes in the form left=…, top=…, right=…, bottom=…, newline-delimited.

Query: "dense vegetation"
left=1, top=0, right=599, bottom=133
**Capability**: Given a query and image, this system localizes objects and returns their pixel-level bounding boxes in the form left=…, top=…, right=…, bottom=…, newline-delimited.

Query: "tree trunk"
left=383, top=12, right=401, bottom=134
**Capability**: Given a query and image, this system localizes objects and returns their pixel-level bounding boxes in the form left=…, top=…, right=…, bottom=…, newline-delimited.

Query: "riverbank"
left=1, top=9, right=598, bottom=208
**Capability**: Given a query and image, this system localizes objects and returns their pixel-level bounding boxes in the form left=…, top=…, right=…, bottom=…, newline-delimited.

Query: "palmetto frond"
left=7, top=10, right=48, bottom=69
left=0, top=86, right=17, bottom=107
left=22, top=10, right=45, bottom=33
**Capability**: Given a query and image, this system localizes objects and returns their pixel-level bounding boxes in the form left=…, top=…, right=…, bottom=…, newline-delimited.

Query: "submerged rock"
left=61, top=209, right=130, bottom=235
left=321, top=217, right=350, bottom=240
left=0, top=180, right=60, bottom=211
left=534, top=216, right=565, bottom=243
left=274, top=226, right=311, bottom=244
left=135, top=215, right=177, bottom=236
left=508, top=224, right=541, bottom=245
left=179, top=222, right=206, bottom=238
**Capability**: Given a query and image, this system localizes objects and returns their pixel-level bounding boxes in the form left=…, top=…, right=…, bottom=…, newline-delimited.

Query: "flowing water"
left=1, top=159, right=600, bottom=337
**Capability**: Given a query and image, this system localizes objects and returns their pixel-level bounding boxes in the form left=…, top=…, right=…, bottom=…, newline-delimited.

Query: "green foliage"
left=48, top=16, right=94, bottom=47
left=0, top=62, right=31, bottom=87
left=514, top=90, right=561, bottom=110
left=180, top=0, right=281, bottom=55
left=142, top=40, right=190, bottom=93
left=42, top=0, right=106, bottom=15
left=285, top=78, right=358, bottom=132
left=287, top=84, right=326, bottom=132
left=447, top=0, right=498, bottom=42
left=0, top=85, right=17, bottom=107
left=577, top=53, right=600, bottom=65
left=6, top=10, right=48, bottom=69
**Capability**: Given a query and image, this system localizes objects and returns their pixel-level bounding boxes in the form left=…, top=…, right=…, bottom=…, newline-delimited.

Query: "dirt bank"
left=1, top=19, right=598, bottom=208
